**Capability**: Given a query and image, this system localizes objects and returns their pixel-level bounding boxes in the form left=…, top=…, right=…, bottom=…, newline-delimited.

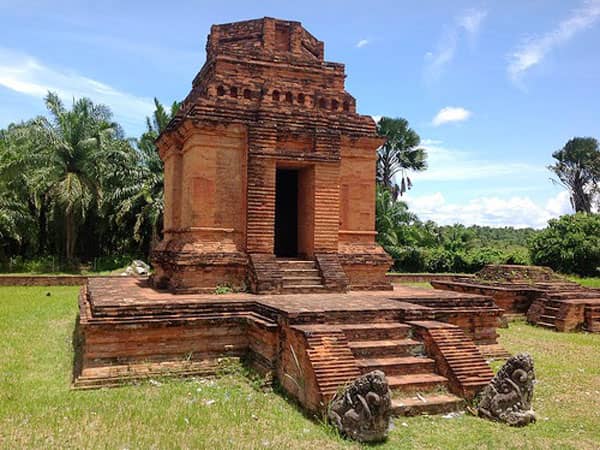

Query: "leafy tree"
left=530, top=213, right=600, bottom=276
left=0, top=123, right=46, bottom=256
left=112, top=98, right=179, bottom=256
left=374, top=184, right=534, bottom=273
left=548, top=137, right=600, bottom=213
left=440, top=224, right=476, bottom=252
left=0, top=183, right=35, bottom=259
left=376, top=185, right=418, bottom=244
left=376, top=117, right=427, bottom=198
left=25, top=92, right=133, bottom=260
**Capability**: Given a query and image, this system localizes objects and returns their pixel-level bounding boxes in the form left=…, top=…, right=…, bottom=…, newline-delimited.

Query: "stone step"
left=280, top=285, right=325, bottom=294
left=356, top=356, right=435, bottom=376
left=282, top=276, right=323, bottom=287
left=280, top=268, right=321, bottom=277
left=277, top=260, right=317, bottom=270
left=387, top=373, right=449, bottom=393
left=537, top=321, right=556, bottom=329
left=340, top=323, right=411, bottom=341
left=391, top=393, right=464, bottom=417
left=349, top=339, right=424, bottom=358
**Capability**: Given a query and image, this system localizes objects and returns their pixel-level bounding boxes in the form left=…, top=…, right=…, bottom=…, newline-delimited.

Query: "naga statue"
left=328, top=370, right=392, bottom=442
left=478, top=353, right=537, bottom=426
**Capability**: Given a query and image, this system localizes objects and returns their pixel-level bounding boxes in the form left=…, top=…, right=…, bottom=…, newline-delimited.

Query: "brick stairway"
left=530, top=286, right=600, bottom=332
left=419, top=324, right=495, bottom=397
left=585, top=305, right=600, bottom=332
left=278, top=259, right=326, bottom=294
left=344, top=323, right=464, bottom=416
left=537, top=298, right=561, bottom=330
left=296, top=322, right=465, bottom=416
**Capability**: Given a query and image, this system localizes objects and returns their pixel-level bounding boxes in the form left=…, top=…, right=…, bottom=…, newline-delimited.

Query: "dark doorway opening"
left=274, top=168, right=298, bottom=257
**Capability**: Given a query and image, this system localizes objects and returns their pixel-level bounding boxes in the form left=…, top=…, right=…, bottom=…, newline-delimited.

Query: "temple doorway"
left=274, top=168, right=298, bottom=257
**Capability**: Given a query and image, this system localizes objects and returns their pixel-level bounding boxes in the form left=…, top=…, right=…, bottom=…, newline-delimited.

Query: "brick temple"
left=151, top=17, right=390, bottom=294
left=75, top=18, right=510, bottom=417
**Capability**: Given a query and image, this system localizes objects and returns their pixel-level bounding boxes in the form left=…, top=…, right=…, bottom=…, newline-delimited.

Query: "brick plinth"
left=152, top=248, right=248, bottom=293
left=339, top=249, right=393, bottom=290
left=76, top=278, right=504, bottom=415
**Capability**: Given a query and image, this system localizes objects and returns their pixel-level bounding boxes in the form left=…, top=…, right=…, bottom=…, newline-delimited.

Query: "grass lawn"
left=1, top=287, right=599, bottom=449
left=0, top=267, right=129, bottom=276
left=569, top=277, right=600, bottom=288
left=396, top=281, right=433, bottom=289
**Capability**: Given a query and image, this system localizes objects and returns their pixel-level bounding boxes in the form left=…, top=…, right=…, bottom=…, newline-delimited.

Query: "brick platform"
left=432, top=265, right=600, bottom=333
left=75, top=278, right=506, bottom=416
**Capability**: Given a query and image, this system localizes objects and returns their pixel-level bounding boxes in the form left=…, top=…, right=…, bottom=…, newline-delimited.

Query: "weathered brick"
left=151, top=17, right=390, bottom=293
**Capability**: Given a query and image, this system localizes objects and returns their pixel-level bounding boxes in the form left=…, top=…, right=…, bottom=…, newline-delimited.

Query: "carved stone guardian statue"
left=478, top=353, right=536, bottom=426
left=328, top=370, right=392, bottom=442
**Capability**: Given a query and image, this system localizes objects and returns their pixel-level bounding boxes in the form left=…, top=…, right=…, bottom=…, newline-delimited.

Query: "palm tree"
left=375, top=185, right=420, bottom=247
left=376, top=117, right=427, bottom=198
left=0, top=123, right=46, bottom=255
left=112, top=98, right=179, bottom=256
left=29, top=92, right=123, bottom=260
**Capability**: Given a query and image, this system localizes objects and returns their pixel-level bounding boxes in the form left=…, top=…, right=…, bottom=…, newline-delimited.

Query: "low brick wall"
left=1, top=273, right=472, bottom=287
left=386, top=273, right=474, bottom=284
left=0, top=275, right=126, bottom=287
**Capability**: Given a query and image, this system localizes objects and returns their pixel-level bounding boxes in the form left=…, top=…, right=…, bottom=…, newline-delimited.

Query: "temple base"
left=153, top=245, right=392, bottom=294
left=75, top=278, right=506, bottom=416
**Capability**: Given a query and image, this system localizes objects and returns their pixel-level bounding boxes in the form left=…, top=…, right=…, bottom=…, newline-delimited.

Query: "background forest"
left=1, top=94, right=599, bottom=276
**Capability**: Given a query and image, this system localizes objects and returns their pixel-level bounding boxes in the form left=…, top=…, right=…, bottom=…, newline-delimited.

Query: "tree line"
left=0, top=92, right=178, bottom=271
left=375, top=116, right=600, bottom=276
left=1, top=95, right=598, bottom=275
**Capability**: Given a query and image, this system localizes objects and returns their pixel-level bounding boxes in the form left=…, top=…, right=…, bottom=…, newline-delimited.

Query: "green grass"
left=1, top=287, right=599, bottom=449
left=398, top=281, right=434, bottom=289
left=0, top=270, right=118, bottom=276
left=568, top=277, right=600, bottom=288
left=0, top=266, right=129, bottom=276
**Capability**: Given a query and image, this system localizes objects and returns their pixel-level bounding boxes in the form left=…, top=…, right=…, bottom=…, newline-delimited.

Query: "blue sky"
left=1, top=0, right=599, bottom=228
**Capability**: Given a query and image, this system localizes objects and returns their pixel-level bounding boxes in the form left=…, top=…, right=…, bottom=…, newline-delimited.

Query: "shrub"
left=464, top=247, right=506, bottom=272
left=215, top=284, right=234, bottom=295
left=504, top=247, right=531, bottom=266
left=423, top=248, right=455, bottom=273
left=387, top=246, right=426, bottom=272
left=530, top=213, right=600, bottom=276
left=388, top=245, right=532, bottom=274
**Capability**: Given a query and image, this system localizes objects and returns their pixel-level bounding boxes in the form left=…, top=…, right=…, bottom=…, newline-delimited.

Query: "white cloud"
left=356, top=39, right=370, bottom=48
left=431, top=106, right=472, bottom=126
left=0, top=47, right=154, bottom=131
left=458, top=9, right=488, bottom=36
left=410, top=139, right=544, bottom=182
left=508, top=0, right=600, bottom=83
left=405, top=190, right=572, bottom=228
left=425, top=8, right=487, bottom=81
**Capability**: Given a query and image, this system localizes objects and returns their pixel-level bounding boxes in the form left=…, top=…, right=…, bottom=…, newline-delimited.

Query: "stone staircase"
left=584, top=305, right=600, bottom=332
left=418, top=323, right=495, bottom=397
left=278, top=259, right=326, bottom=294
left=343, top=323, right=463, bottom=416
left=537, top=298, right=561, bottom=330
left=296, top=322, right=465, bottom=416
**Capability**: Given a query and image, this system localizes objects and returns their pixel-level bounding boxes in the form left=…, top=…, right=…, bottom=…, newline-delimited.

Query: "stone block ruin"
left=432, top=264, right=600, bottom=332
